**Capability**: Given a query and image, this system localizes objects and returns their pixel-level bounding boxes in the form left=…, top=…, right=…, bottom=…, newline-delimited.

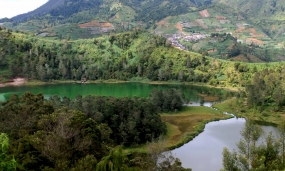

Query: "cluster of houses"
left=167, top=36, right=188, bottom=50
left=164, top=32, right=207, bottom=50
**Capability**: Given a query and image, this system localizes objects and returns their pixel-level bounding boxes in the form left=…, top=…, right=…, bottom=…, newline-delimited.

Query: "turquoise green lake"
left=0, top=83, right=231, bottom=103
left=1, top=82, right=276, bottom=171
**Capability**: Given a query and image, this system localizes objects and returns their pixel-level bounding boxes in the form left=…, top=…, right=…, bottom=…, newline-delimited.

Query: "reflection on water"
left=0, top=83, right=231, bottom=105
left=186, top=101, right=214, bottom=107
left=171, top=118, right=278, bottom=171
left=0, top=94, right=5, bottom=101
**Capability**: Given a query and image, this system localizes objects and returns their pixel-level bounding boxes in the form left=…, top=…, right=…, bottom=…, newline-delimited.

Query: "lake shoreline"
left=125, top=106, right=232, bottom=154
left=213, top=98, right=283, bottom=125
left=0, top=78, right=241, bottom=92
left=0, top=78, right=27, bottom=87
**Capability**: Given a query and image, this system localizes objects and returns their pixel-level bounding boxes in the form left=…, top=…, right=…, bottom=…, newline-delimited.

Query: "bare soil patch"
left=199, top=9, right=210, bottom=18
left=226, top=43, right=235, bottom=50
left=249, top=28, right=264, bottom=37
left=157, top=20, right=169, bottom=28
left=175, top=22, right=183, bottom=31
left=207, top=49, right=217, bottom=53
left=232, top=54, right=249, bottom=62
left=234, top=27, right=246, bottom=33
left=0, top=78, right=27, bottom=87
left=246, top=38, right=265, bottom=45
left=79, top=20, right=114, bottom=29
left=247, top=54, right=264, bottom=63
left=216, top=16, right=226, bottom=20
left=79, top=20, right=100, bottom=28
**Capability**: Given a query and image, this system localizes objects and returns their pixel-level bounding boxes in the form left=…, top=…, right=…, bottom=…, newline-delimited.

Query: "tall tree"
left=0, top=133, right=17, bottom=171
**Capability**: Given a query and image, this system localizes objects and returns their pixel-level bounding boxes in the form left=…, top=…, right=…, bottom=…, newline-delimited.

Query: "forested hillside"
left=214, top=0, right=285, bottom=20
left=1, top=0, right=191, bottom=36
left=0, top=89, right=191, bottom=170
left=2, top=27, right=285, bottom=88
left=2, top=0, right=285, bottom=62
left=0, top=28, right=236, bottom=86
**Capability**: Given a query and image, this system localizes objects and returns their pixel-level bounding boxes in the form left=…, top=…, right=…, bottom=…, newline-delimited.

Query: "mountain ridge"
left=2, top=0, right=285, bottom=62
left=11, top=0, right=65, bottom=22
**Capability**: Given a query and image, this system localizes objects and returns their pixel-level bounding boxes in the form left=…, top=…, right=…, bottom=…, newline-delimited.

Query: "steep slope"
left=2, top=0, right=191, bottom=39
left=2, top=0, right=285, bottom=60
left=0, top=28, right=236, bottom=87
left=213, top=0, right=285, bottom=20
left=12, top=0, right=65, bottom=22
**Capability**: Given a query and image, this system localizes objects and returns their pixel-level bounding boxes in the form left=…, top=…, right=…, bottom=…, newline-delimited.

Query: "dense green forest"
left=3, top=0, right=285, bottom=63
left=0, top=90, right=190, bottom=170
left=2, top=0, right=285, bottom=170
left=1, top=27, right=279, bottom=88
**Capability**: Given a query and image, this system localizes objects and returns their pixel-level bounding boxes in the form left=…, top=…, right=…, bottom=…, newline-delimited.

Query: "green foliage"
left=245, top=67, right=285, bottom=109
left=131, top=137, right=192, bottom=171
left=221, top=148, right=239, bottom=171
left=4, top=0, right=191, bottom=37
left=0, top=133, right=17, bottom=171
left=221, top=120, right=285, bottom=171
left=48, top=90, right=175, bottom=146
left=0, top=29, right=222, bottom=85
left=236, top=120, right=264, bottom=170
left=96, top=146, right=139, bottom=171
left=0, top=90, right=185, bottom=170
left=149, top=89, right=187, bottom=112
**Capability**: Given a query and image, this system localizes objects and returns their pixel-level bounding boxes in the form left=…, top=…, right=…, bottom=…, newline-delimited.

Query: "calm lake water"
left=0, top=82, right=231, bottom=103
left=0, top=83, right=275, bottom=171
left=172, top=118, right=278, bottom=171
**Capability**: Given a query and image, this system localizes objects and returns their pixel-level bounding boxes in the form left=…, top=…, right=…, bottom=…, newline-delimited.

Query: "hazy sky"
left=0, top=0, right=48, bottom=19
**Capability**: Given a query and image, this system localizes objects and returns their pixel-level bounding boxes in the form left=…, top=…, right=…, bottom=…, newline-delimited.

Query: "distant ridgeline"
left=1, top=0, right=285, bottom=62
left=0, top=0, right=190, bottom=39
left=1, top=0, right=285, bottom=34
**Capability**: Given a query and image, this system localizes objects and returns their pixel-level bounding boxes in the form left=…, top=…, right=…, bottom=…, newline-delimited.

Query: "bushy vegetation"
left=3, top=27, right=285, bottom=89
left=209, top=60, right=285, bottom=125
left=0, top=88, right=187, bottom=170
left=0, top=29, right=216, bottom=84
left=221, top=119, right=285, bottom=171
left=0, top=133, right=17, bottom=171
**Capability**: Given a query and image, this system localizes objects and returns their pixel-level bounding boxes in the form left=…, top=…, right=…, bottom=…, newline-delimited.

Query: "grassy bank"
left=161, top=106, right=231, bottom=149
left=20, top=79, right=240, bottom=93
left=22, top=79, right=129, bottom=86
left=124, top=106, right=231, bottom=153
left=213, top=98, right=284, bottom=125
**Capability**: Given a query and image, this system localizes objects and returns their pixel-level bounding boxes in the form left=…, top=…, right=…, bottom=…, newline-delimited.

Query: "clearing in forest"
left=161, top=106, right=228, bottom=148
left=246, top=38, right=265, bottom=45
left=232, top=54, right=249, bottom=62
left=78, top=20, right=114, bottom=29
left=175, top=22, right=183, bottom=31
left=249, top=28, right=265, bottom=37
left=157, top=19, right=170, bottom=28
left=199, top=9, right=210, bottom=18
left=196, top=19, right=208, bottom=29
left=207, top=49, right=217, bottom=53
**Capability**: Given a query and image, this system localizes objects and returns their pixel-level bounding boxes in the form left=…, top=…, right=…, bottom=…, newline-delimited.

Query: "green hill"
left=1, top=0, right=190, bottom=38
left=2, top=27, right=285, bottom=89
left=2, top=0, right=285, bottom=62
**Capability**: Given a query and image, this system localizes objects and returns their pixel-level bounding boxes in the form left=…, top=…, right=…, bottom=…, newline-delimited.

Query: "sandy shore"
left=0, top=78, right=27, bottom=87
